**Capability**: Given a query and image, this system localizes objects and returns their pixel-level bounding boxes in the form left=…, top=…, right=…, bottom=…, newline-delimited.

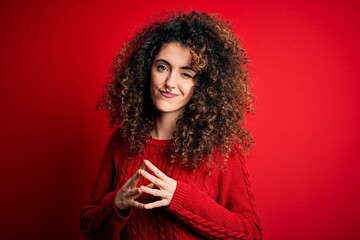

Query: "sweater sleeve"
left=167, top=145, right=263, bottom=240
left=80, top=131, right=131, bottom=240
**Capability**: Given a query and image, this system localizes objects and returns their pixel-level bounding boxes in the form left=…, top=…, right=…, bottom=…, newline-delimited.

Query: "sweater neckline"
left=146, top=135, right=172, bottom=147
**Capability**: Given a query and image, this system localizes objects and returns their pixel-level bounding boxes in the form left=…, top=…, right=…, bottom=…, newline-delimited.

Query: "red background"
left=1, top=0, right=359, bottom=239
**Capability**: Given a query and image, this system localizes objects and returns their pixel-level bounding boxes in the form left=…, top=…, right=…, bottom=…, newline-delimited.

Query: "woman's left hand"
left=139, top=159, right=177, bottom=209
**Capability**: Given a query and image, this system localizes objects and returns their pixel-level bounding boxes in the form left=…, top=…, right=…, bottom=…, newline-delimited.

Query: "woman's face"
left=150, top=42, right=197, bottom=116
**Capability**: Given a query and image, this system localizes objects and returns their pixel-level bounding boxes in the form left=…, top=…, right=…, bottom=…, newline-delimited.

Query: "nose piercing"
left=165, top=86, right=172, bottom=93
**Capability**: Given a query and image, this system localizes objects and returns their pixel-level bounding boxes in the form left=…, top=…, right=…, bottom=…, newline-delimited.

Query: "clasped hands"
left=115, top=160, right=177, bottom=210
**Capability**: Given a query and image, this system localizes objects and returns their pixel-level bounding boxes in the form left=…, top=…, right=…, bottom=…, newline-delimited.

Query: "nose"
left=165, top=71, right=176, bottom=89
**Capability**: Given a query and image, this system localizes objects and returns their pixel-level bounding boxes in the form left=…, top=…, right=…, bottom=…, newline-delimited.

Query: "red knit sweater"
left=80, top=130, right=262, bottom=239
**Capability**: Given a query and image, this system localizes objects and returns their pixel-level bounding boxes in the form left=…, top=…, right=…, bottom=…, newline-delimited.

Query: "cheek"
left=183, top=82, right=196, bottom=98
left=150, top=71, right=155, bottom=86
left=150, top=81, right=156, bottom=101
left=150, top=72, right=159, bottom=91
left=188, top=89, right=195, bottom=100
left=150, top=70, right=163, bottom=86
left=149, top=75, right=156, bottom=100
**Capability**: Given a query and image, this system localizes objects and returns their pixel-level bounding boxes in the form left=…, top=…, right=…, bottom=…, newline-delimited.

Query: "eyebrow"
left=154, top=59, right=196, bottom=73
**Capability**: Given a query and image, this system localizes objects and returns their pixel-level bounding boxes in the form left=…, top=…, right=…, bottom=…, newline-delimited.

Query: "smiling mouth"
left=159, top=90, right=178, bottom=98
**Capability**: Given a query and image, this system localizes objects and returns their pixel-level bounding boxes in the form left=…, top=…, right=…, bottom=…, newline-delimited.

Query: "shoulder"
left=106, top=128, right=127, bottom=151
left=211, top=141, right=245, bottom=168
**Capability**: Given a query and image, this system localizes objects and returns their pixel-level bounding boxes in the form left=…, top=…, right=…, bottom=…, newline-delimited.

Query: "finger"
left=123, top=169, right=142, bottom=188
left=144, top=160, right=167, bottom=180
left=146, top=183, right=155, bottom=189
left=143, top=199, right=168, bottom=209
left=125, top=188, right=142, bottom=199
left=140, top=185, right=166, bottom=198
left=139, top=161, right=146, bottom=170
left=130, top=200, right=145, bottom=209
left=140, top=169, right=166, bottom=189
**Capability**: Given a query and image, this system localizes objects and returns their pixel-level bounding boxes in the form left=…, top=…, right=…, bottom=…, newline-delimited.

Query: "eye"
left=181, top=73, right=194, bottom=79
left=156, top=64, right=168, bottom=72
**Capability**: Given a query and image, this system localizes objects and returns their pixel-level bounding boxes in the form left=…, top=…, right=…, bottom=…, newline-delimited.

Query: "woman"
left=80, top=11, right=262, bottom=239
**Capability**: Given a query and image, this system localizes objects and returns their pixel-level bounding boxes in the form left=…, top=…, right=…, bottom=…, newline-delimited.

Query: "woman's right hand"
left=115, top=165, right=146, bottom=210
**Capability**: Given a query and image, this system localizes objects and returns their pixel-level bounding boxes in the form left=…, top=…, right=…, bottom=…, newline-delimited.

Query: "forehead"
left=155, top=42, right=192, bottom=66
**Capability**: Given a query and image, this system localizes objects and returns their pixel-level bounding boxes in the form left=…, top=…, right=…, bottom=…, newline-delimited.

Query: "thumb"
left=140, top=160, right=148, bottom=170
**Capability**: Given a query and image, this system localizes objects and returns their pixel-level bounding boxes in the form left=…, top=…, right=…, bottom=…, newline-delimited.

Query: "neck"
left=151, top=112, right=180, bottom=140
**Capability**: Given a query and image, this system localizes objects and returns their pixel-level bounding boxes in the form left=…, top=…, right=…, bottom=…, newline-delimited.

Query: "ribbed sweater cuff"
left=168, top=181, right=191, bottom=212
left=103, top=191, right=132, bottom=220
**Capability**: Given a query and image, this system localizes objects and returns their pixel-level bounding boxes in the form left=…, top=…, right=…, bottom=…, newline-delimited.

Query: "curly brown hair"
left=98, top=11, right=254, bottom=168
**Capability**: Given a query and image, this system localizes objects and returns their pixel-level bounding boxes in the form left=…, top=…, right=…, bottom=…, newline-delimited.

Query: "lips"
left=159, top=90, right=178, bottom=98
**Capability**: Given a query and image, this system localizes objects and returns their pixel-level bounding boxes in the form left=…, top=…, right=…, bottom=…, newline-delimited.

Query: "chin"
left=155, top=106, right=177, bottom=113
left=154, top=104, right=185, bottom=115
